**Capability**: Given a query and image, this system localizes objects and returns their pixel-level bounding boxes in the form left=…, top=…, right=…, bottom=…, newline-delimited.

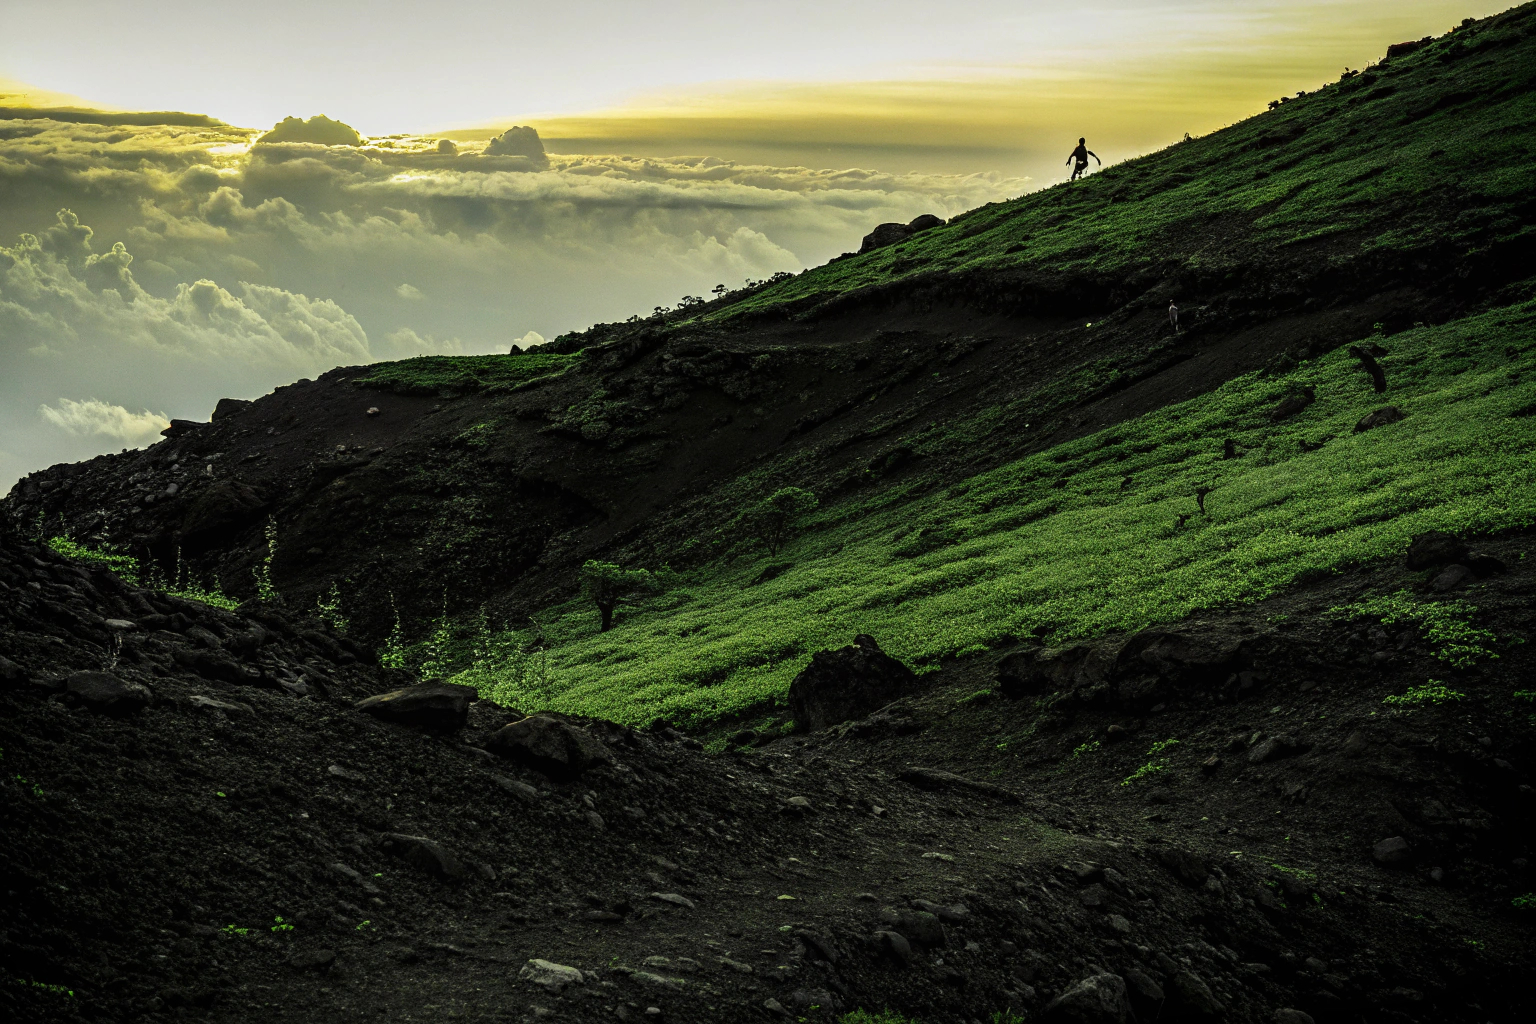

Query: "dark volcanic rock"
left=1354, top=405, right=1406, bottom=432
left=65, top=671, right=152, bottom=714
left=355, top=682, right=478, bottom=732
left=997, top=644, right=1105, bottom=699
left=1154, top=846, right=1209, bottom=886
left=1169, top=970, right=1223, bottom=1017
left=212, top=397, right=253, bottom=421
left=1373, top=836, right=1412, bottom=866
left=907, top=214, right=945, bottom=232
left=160, top=418, right=208, bottom=438
left=486, top=715, right=613, bottom=779
left=859, top=222, right=914, bottom=253
left=788, top=634, right=920, bottom=731
left=1043, top=973, right=1132, bottom=1023
left=380, top=834, right=465, bottom=879
left=1430, top=563, right=1478, bottom=592
left=0, top=654, right=29, bottom=687
left=1268, top=386, right=1315, bottom=421
left=1405, top=530, right=1468, bottom=570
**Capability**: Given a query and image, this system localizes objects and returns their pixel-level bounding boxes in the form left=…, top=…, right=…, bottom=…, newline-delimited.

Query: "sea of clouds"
left=0, top=117, right=1026, bottom=488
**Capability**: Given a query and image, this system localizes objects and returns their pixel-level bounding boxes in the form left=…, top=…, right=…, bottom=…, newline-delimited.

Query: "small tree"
left=749, top=487, right=819, bottom=555
left=580, top=560, right=660, bottom=632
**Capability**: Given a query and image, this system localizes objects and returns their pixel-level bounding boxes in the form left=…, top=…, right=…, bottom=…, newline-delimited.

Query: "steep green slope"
left=706, top=8, right=1535, bottom=321
left=462, top=299, right=1536, bottom=727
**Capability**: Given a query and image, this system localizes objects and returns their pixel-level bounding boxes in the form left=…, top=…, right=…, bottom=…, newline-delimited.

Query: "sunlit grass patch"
left=461, top=301, right=1536, bottom=727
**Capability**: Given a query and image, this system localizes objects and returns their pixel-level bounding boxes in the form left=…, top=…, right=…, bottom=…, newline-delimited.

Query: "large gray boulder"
left=486, top=715, right=613, bottom=779
left=355, top=682, right=477, bottom=733
left=788, top=634, right=920, bottom=731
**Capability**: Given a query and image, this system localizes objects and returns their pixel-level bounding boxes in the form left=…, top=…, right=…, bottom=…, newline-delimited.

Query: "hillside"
left=7, top=4, right=1535, bottom=733
left=3, top=7, right=1536, bottom=1023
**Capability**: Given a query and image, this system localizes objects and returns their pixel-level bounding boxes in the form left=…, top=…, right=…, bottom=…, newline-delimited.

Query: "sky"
left=0, top=0, right=1510, bottom=491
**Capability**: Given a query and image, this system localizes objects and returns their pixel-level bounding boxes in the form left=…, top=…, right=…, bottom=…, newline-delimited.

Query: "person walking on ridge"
left=1067, top=138, right=1100, bottom=181
left=1168, top=300, right=1180, bottom=332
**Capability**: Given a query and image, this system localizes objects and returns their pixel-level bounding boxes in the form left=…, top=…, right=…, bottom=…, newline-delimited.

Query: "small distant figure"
left=1168, top=301, right=1180, bottom=331
left=1067, top=138, right=1100, bottom=181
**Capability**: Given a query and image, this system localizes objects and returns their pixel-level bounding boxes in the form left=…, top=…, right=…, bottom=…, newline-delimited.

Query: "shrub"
left=580, top=561, right=660, bottom=632
left=749, top=487, right=819, bottom=554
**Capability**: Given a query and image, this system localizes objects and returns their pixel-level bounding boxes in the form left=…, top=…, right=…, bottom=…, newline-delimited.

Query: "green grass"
left=1329, top=591, right=1499, bottom=668
left=46, top=536, right=140, bottom=583
left=45, top=536, right=241, bottom=611
left=456, top=297, right=1536, bottom=727
left=352, top=352, right=576, bottom=396
left=705, top=10, right=1536, bottom=322
left=1383, top=681, right=1467, bottom=707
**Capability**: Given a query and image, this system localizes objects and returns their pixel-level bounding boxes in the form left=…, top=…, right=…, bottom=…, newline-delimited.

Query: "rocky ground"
left=4, top=518, right=1531, bottom=1023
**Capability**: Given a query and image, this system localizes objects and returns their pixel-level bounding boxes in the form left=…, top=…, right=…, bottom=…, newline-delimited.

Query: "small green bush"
left=1383, top=680, right=1466, bottom=707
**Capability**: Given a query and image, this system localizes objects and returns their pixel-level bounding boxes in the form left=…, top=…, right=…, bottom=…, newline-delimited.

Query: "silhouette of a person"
left=1067, top=138, right=1100, bottom=181
left=1169, top=301, right=1180, bottom=331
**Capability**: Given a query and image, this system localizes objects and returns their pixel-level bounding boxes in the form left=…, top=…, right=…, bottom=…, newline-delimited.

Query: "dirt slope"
left=3, top=520, right=1532, bottom=1023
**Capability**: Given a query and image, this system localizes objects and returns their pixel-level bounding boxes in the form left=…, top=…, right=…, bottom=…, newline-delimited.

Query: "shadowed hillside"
left=3, top=7, right=1535, bottom=1023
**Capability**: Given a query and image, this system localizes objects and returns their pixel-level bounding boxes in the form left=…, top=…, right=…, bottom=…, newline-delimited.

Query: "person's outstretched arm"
left=1089, top=151, right=1100, bottom=165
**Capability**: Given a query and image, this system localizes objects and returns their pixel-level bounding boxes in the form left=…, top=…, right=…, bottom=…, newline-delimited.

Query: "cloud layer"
left=0, top=116, right=1025, bottom=489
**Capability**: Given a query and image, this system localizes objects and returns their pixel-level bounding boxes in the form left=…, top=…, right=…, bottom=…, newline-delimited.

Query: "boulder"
left=1430, top=563, right=1477, bottom=592
left=859, top=222, right=914, bottom=253
left=0, top=655, right=30, bottom=688
left=1354, top=406, right=1406, bottom=433
left=160, top=418, right=208, bottom=438
left=1121, top=968, right=1164, bottom=1014
left=1114, top=629, right=1244, bottom=684
left=1466, top=552, right=1508, bottom=577
left=380, top=834, right=465, bottom=879
left=787, top=634, right=920, bottom=731
left=1274, top=1010, right=1316, bottom=1024
left=997, top=644, right=1108, bottom=699
left=486, top=715, right=613, bottom=779
left=1169, top=971, right=1224, bottom=1017
left=1268, top=387, right=1316, bottom=421
left=873, top=930, right=912, bottom=962
left=211, top=397, right=252, bottom=421
left=1043, top=973, right=1132, bottom=1023
left=877, top=907, right=945, bottom=948
left=1248, top=734, right=1304, bottom=764
left=1154, top=846, right=1209, bottom=886
left=1405, top=530, right=1467, bottom=570
left=519, top=959, right=585, bottom=992
left=355, top=682, right=477, bottom=733
left=66, top=671, right=152, bottom=715
left=1373, top=835, right=1412, bottom=866
left=907, top=214, right=945, bottom=232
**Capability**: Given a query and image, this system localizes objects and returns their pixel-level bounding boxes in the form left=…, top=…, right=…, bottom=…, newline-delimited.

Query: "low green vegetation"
left=45, top=536, right=240, bottom=611
left=352, top=351, right=575, bottom=395
left=1383, top=681, right=1467, bottom=708
left=454, top=301, right=1535, bottom=728
left=45, top=536, right=140, bottom=581
left=1330, top=591, right=1499, bottom=668
left=1123, top=739, right=1181, bottom=786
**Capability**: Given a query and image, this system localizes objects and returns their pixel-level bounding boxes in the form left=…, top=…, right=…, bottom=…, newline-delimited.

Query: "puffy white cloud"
left=0, top=115, right=1029, bottom=488
left=39, top=397, right=168, bottom=443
